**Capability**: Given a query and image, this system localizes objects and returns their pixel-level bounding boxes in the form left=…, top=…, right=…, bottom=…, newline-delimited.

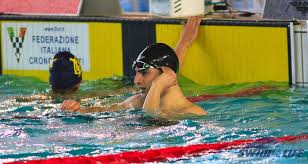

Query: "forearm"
left=15, top=94, right=50, bottom=102
left=142, top=83, right=163, bottom=114
left=175, top=16, right=202, bottom=69
left=175, top=39, right=190, bottom=69
left=76, top=103, right=126, bottom=113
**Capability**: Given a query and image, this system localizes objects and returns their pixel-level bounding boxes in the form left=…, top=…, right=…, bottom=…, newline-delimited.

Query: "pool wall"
left=294, top=21, right=308, bottom=87
left=0, top=15, right=292, bottom=85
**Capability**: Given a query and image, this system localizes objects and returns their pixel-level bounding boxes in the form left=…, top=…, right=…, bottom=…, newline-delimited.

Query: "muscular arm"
left=61, top=94, right=144, bottom=113
left=142, top=82, right=163, bottom=115
left=142, top=68, right=177, bottom=117
left=175, top=16, right=202, bottom=69
left=76, top=103, right=127, bottom=113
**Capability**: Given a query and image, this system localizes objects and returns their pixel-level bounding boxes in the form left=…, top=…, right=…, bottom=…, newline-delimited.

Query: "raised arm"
left=175, top=16, right=202, bottom=69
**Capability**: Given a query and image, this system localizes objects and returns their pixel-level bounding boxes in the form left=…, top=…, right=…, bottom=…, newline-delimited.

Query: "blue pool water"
left=0, top=75, right=307, bottom=163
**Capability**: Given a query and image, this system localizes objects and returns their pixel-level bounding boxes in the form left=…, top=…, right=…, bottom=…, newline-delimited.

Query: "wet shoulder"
left=182, top=104, right=208, bottom=116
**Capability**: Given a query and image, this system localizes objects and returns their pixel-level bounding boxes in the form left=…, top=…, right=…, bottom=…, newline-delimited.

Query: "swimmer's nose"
left=134, top=72, right=143, bottom=86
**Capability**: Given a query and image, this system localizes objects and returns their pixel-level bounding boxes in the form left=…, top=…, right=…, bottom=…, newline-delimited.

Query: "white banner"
left=2, top=22, right=90, bottom=71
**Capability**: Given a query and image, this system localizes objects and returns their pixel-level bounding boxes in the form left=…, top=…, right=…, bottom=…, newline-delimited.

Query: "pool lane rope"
left=7, top=134, right=308, bottom=164
left=187, top=86, right=272, bottom=102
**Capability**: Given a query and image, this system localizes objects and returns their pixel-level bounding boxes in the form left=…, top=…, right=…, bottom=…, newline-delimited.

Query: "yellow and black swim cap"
left=49, top=51, right=82, bottom=91
left=132, top=43, right=179, bottom=73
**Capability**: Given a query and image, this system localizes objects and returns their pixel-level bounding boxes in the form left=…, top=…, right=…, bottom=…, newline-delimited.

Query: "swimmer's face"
left=134, top=68, right=161, bottom=93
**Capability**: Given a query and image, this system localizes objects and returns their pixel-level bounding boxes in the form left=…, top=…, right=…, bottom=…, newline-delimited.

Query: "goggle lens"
left=132, top=60, right=154, bottom=71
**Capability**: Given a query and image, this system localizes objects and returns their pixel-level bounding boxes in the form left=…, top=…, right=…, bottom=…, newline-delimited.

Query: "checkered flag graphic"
left=12, top=37, right=24, bottom=63
left=7, top=27, right=27, bottom=63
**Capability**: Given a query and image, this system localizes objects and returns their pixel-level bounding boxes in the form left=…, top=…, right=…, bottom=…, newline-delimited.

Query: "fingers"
left=194, top=16, right=202, bottom=26
left=191, top=16, right=202, bottom=32
left=61, top=100, right=80, bottom=112
left=154, top=67, right=177, bottom=89
left=161, top=67, right=177, bottom=84
left=179, top=16, right=202, bottom=46
left=60, top=100, right=70, bottom=109
left=181, top=16, right=202, bottom=29
left=161, top=67, right=175, bottom=74
left=186, top=16, right=202, bottom=27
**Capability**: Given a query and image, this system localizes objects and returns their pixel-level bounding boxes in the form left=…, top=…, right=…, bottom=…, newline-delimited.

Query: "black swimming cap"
left=132, top=43, right=179, bottom=73
left=49, top=51, right=82, bottom=91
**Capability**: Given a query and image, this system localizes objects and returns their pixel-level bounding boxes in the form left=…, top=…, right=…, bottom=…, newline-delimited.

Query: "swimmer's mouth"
left=139, top=87, right=146, bottom=93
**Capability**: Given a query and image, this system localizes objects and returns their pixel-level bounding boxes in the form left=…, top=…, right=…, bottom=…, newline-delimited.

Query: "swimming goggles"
left=132, top=60, right=156, bottom=71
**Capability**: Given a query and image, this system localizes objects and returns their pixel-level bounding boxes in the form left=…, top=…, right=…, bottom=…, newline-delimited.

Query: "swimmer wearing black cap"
left=61, top=17, right=207, bottom=119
